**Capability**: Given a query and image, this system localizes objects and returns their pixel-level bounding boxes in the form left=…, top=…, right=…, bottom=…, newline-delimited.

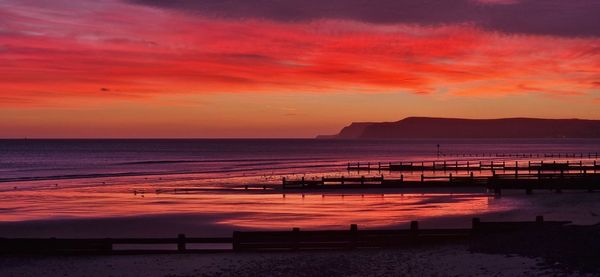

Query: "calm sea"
left=1, top=139, right=599, bottom=237
left=2, top=139, right=599, bottom=182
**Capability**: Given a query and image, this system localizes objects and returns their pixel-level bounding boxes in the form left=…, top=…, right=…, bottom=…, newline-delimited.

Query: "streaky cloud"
left=128, top=0, right=600, bottom=37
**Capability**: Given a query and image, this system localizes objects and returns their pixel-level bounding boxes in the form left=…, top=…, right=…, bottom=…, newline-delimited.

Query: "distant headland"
left=317, top=117, right=600, bottom=139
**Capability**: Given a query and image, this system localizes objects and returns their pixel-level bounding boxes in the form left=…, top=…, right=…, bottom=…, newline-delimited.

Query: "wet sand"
left=0, top=245, right=589, bottom=277
left=1, top=190, right=599, bottom=238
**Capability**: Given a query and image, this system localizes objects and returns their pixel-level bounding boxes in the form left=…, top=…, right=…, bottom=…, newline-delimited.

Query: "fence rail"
left=0, top=217, right=570, bottom=254
left=347, top=159, right=600, bottom=173
left=282, top=171, right=600, bottom=194
left=0, top=236, right=232, bottom=254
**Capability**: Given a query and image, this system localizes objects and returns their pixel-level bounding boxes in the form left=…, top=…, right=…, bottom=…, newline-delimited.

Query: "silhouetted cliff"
left=318, top=117, right=600, bottom=139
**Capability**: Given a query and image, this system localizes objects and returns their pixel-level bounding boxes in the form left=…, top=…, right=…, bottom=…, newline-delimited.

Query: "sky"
left=1, top=0, right=599, bottom=138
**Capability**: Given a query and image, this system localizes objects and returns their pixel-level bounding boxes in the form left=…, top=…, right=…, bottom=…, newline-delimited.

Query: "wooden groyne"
left=347, top=159, right=600, bottom=172
left=0, top=217, right=570, bottom=254
left=282, top=171, right=600, bottom=194
left=437, top=152, right=599, bottom=159
left=0, top=235, right=232, bottom=254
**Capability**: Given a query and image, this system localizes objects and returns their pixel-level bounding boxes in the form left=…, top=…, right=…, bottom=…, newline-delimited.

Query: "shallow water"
left=1, top=139, right=599, bottom=237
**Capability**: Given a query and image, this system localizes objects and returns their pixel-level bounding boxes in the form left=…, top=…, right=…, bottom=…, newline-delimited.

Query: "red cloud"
left=0, top=1, right=599, bottom=107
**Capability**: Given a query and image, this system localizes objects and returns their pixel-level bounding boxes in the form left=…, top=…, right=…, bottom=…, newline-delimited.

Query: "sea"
left=1, top=139, right=599, bottom=238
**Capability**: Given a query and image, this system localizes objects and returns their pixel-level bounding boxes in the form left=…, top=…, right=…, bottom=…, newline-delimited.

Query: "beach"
left=1, top=139, right=600, bottom=276
left=1, top=244, right=590, bottom=277
left=4, top=0, right=600, bottom=274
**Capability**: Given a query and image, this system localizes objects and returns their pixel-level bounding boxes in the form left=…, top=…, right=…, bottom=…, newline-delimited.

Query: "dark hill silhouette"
left=317, top=117, right=600, bottom=139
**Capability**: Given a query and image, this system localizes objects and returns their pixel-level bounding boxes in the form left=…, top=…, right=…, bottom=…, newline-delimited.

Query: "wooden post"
left=292, top=227, right=300, bottom=251
left=410, top=221, right=419, bottom=240
left=420, top=174, right=424, bottom=182
left=400, top=174, right=404, bottom=182
left=341, top=176, right=344, bottom=185
left=301, top=176, right=305, bottom=187
left=350, top=224, right=358, bottom=249
left=449, top=173, right=453, bottom=183
left=410, top=220, right=419, bottom=231
left=535, top=215, right=544, bottom=225
left=282, top=177, right=286, bottom=189
left=491, top=171, right=499, bottom=196
left=361, top=176, right=365, bottom=185
left=232, top=231, right=240, bottom=251
left=560, top=170, right=564, bottom=179
left=177, top=234, right=186, bottom=252
left=472, top=218, right=481, bottom=230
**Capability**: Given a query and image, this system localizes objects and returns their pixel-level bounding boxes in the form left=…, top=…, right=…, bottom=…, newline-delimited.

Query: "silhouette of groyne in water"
left=346, top=158, right=600, bottom=172
left=283, top=157, right=600, bottom=194
left=282, top=172, right=600, bottom=193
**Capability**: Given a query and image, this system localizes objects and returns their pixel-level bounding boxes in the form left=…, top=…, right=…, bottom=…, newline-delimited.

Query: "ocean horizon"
left=2, top=138, right=599, bottom=238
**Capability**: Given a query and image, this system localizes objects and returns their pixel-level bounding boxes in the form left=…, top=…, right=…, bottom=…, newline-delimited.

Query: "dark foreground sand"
left=0, top=245, right=594, bottom=277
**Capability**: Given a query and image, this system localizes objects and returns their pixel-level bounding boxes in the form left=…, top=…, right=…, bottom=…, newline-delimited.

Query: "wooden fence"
left=347, top=159, right=600, bottom=172
left=282, top=171, right=600, bottom=194
left=0, top=217, right=569, bottom=254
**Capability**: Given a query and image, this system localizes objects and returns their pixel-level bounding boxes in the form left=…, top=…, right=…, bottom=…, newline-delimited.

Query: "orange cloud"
left=0, top=1, right=599, bottom=108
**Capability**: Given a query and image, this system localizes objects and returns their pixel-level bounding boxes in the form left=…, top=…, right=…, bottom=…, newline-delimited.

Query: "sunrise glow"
left=1, top=0, right=599, bottom=137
